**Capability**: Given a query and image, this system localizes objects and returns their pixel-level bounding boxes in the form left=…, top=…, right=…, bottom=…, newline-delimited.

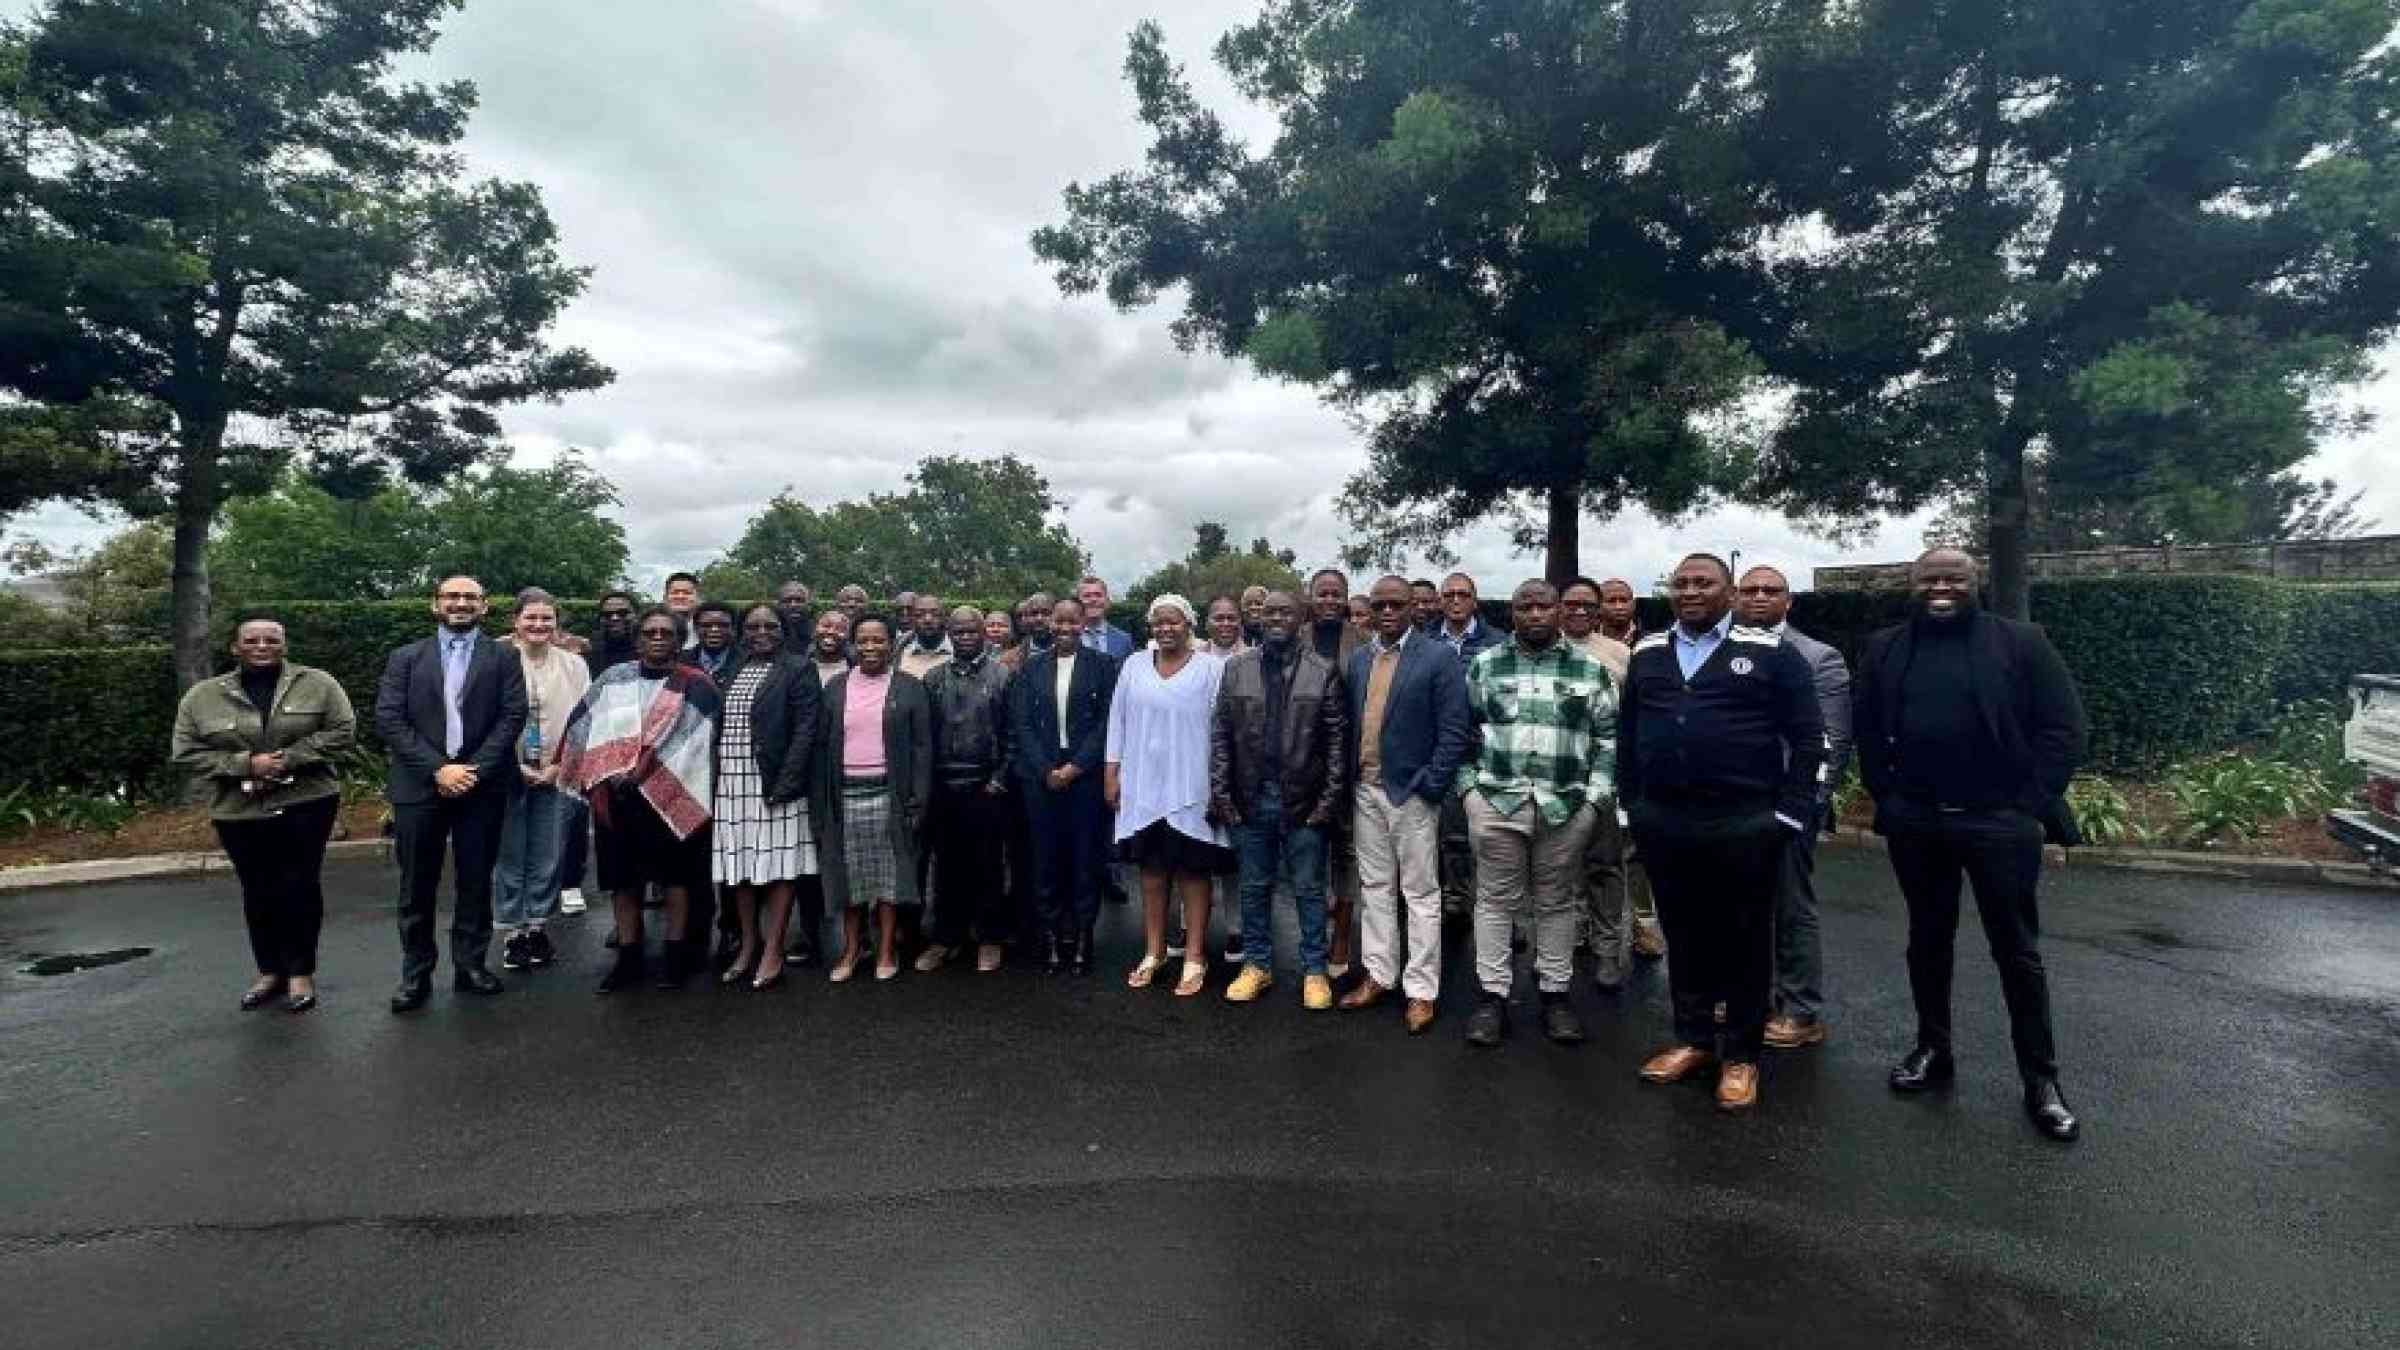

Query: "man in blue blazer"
left=1074, top=575, right=1134, bottom=660
left=375, top=576, right=529, bottom=1012
left=1010, top=597, right=1118, bottom=974
left=1337, top=574, right=1473, bottom=1033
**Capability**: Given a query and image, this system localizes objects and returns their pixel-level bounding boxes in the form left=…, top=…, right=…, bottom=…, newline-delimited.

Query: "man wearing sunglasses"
left=1735, top=566, right=1852, bottom=1051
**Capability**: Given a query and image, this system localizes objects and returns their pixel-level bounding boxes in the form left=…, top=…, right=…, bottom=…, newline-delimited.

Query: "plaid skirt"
left=839, top=779, right=898, bottom=907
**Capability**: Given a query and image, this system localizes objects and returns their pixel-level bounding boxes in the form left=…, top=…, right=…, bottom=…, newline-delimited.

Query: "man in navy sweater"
left=1618, top=553, right=1825, bottom=1112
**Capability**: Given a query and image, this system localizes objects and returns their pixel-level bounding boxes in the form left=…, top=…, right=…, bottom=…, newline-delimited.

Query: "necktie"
left=443, top=635, right=470, bottom=757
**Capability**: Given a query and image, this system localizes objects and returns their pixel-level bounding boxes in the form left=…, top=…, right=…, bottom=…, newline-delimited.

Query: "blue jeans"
left=494, top=781, right=567, bottom=928
left=1236, top=782, right=1329, bottom=974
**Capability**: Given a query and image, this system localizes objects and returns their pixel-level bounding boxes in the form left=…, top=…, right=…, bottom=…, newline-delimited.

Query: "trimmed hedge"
left=11, top=580, right=2399, bottom=795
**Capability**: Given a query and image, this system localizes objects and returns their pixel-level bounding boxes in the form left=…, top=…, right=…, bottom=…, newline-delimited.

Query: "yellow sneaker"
left=1303, top=973, right=1334, bottom=1011
left=1224, top=964, right=1274, bottom=1003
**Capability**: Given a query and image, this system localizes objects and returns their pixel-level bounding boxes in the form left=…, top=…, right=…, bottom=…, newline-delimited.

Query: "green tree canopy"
left=1743, top=0, right=2400, bottom=613
left=1125, top=522, right=1307, bottom=613
left=720, top=453, right=1088, bottom=601
left=0, top=0, right=613, bottom=684
left=211, top=453, right=627, bottom=603
left=1034, top=5, right=1784, bottom=583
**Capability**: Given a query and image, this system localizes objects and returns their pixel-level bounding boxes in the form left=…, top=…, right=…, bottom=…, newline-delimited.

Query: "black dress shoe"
left=1466, top=994, right=1508, bottom=1047
left=240, top=980, right=286, bottom=1011
left=1889, top=1045, right=1956, bottom=1093
left=596, top=948, right=644, bottom=994
left=284, top=991, right=318, bottom=1014
left=2024, top=1079, right=2080, bottom=1142
left=1539, top=993, right=1586, bottom=1045
left=453, top=966, right=505, bottom=996
left=390, top=980, right=432, bottom=1013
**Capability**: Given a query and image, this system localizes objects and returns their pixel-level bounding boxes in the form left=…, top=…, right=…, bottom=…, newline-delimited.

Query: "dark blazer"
left=809, top=669, right=933, bottom=907
left=1779, top=624, right=1854, bottom=812
left=1854, top=612, right=2088, bottom=843
left=375, top=631, right=529, bottom=805
left=727, top=654, right=822, bottom=805
left=1344, top=633, right=1473, bottom=808
left=1009, top=646, right=1118, bottom=785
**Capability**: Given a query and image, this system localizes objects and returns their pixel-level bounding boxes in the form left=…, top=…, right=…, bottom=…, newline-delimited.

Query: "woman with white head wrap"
left=1104, top=593, right=1236, bottom=995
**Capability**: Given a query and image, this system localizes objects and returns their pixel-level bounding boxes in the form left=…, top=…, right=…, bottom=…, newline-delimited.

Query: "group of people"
left=169, top=545, right=2089, bottom=1140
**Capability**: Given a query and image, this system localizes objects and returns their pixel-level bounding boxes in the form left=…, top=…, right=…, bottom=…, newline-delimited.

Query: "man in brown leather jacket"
left=1209, top=590, right=1350, bottom=1010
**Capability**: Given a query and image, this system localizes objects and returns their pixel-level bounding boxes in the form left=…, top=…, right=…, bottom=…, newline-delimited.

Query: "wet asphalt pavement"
left=1, top=848, right=2395, bottom=1349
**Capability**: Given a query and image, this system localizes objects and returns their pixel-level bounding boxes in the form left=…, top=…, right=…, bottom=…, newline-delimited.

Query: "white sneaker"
left=557, top=888, right=585, bottom=914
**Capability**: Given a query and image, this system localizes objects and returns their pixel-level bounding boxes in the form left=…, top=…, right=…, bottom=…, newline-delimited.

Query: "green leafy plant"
left=2065, top=775, right=2145, bottom=847
left=2263, top=699, right=2366, bottom=810
left=1829, top=759, right=1867, bottom=826
left=2165, top=754, right=2324, bottom=847
left=42, top=790, right=139, bottom=836
left=0, top=782, right=40, bottom=837
left=333, top=746, right=391, bottom=807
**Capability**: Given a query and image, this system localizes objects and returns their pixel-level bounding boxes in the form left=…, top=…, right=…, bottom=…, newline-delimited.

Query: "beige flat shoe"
left=1126, top=955, right=1164, bottom=989
left=1173, top=962, right=1208, bottom=998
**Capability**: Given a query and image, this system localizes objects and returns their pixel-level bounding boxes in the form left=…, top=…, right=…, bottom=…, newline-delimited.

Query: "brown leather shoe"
left=1764, top=1014, right=1828, bottom=1049
left=1338, top=978, right=1389, bottom=1011
left=1639, top=1044, right=1717, bottom=1083
left=1716, top=1061, right=1761, bottom=1112
left=1403, top=998, right=1436, bottom=1034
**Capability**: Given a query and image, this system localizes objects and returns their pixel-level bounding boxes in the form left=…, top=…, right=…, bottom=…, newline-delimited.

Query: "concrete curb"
left=1823, top=828, right=2393, bottom=891
left=0, top=838, right=386, bottom=893
left=2, top=831, right=2389, bottom=895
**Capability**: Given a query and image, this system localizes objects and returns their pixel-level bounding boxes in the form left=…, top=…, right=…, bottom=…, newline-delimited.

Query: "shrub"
left=2064, top=775, right=2144, bottom=847
left=2165, top=753, right=2322, bottom=847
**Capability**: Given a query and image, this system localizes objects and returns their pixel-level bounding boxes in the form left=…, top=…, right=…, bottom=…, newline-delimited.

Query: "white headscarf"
left=1146, top=593, right=1199, bottom=633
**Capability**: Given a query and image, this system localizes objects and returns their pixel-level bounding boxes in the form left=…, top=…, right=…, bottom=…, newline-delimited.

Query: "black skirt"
left=593, top=784, right=713, bottom=894
left=1117, top=819, right=1238, bottom=878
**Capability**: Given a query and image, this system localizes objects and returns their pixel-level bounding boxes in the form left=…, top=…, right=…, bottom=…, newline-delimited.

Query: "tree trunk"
left=1982, top=425, right=2034, bottom=621
left=1544, top=481, right=1580, bottom=588
left=168, top=426, right=221, bottom=690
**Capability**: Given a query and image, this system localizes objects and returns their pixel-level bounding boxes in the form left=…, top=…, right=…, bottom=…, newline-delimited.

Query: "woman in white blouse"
left=1105, top=593, right=1235, bottom=996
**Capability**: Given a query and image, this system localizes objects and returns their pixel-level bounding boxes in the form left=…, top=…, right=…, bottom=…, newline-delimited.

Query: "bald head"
left=1911, top=548, right=1980, bottom=622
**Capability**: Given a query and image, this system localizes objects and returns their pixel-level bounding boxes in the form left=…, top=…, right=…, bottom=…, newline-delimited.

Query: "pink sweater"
left=842, top=671, right=891, bottom=776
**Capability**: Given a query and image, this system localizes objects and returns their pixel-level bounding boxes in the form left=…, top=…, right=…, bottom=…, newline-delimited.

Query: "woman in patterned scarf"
left=558, top=605, right=723, bottom=993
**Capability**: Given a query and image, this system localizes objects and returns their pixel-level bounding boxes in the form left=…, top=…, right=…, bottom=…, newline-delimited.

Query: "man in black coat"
left=376, top=575, right=529, bottom=1011
left=1855, top=547, right=2089, bottom=1142
left=1008, top=597, right=1117, bottom=974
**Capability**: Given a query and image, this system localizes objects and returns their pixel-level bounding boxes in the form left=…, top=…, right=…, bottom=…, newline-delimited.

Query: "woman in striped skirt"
left=808, top=613, right=934, bottom=982
left=712, top=604, right=824, bottom=990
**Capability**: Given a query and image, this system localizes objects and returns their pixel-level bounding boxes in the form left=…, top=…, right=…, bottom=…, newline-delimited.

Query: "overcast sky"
left=7, top=0, right=2395, bottom=592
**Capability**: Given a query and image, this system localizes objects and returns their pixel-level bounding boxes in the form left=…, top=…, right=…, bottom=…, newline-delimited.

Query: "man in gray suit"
left=1737, top=566, right=1852, bottom=1048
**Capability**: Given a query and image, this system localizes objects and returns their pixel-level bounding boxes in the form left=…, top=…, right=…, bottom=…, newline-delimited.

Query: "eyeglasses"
left=1735, top=586, right=1787, bottom=597
left=437, top=590, right=483, bottom=602
left=1368, top=598, right=1409, bottom=611
left=1440, top=589, right=1474, bottom=600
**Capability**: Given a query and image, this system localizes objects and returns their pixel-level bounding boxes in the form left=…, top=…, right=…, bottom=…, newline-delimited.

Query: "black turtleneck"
left=1895, top=616, right=2003, bottom=807
left=239, top=664, right=281, bottom=733
left=1310, top=618, right=1346, bottom=664
left=1260, top=641, right=1291, bottom=783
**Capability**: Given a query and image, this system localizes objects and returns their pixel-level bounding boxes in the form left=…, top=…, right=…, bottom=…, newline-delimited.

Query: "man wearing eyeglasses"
left=376, top=576, right=529, bottom=1012
left=1735, top=566, right=1852, bottom=1050
left=1431, top=573, right=1496, bottom=922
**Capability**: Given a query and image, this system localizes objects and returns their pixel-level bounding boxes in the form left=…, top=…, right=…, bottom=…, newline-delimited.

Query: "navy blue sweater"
left=1616, top=623, right=1827, bottom=823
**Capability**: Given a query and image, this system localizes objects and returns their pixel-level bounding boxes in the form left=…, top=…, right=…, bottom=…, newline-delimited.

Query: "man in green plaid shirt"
left=1455, top=578, right=1617, bottom=1047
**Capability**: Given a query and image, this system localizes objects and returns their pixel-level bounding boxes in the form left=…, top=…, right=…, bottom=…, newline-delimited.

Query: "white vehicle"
left=2328, top=674, right=2400, bottom=875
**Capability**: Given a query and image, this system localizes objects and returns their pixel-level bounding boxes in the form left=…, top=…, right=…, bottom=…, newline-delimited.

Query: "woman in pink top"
left=806, top=613, right=934, bottom=982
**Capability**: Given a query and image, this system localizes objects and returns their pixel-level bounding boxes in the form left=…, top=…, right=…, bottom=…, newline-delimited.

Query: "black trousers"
left=930, top=780, right=1013, bottom=946
left=558, top=796, right=589, bottom=890
left=1631, top=798, right=1788, bottom=1061
left=215, top=795, right=339, bottom=978
left=391, top=788, right=507, bottom=983
left=1024, top=771, right=1106, bottom=940
left=1884, top=805, right=2059, bottom=1083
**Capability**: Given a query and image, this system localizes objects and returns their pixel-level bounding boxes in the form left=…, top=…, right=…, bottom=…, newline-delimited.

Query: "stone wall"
left=1814, top=534, right=2400, bottom=592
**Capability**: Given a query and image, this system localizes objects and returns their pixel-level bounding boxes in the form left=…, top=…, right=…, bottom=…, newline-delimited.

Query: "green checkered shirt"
left=1455, top=637, right=1617, bottom=825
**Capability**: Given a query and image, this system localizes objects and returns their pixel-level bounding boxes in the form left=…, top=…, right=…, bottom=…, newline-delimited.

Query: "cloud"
left=6, top=0, right=2396, bottom=599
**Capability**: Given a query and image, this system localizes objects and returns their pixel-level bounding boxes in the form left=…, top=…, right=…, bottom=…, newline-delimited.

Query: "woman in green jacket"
left=170, top=616, right=357, bottom=1013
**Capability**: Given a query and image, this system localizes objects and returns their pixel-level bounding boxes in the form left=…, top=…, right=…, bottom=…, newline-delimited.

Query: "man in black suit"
left=376, top=575, right=529, bottom=1012
left=1855, top=547, right=2089, bottom=1142
left=1008, top=597, right=1116, bottom=975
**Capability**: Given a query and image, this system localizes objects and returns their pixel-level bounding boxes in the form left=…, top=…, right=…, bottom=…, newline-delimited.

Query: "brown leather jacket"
left=1209, top=643, right=1350, bottom=828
